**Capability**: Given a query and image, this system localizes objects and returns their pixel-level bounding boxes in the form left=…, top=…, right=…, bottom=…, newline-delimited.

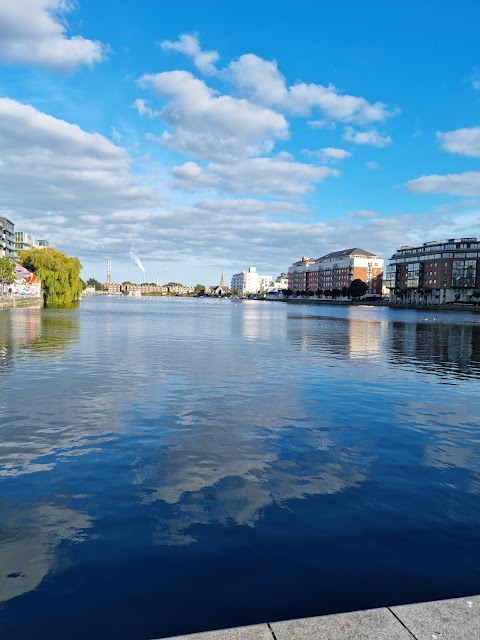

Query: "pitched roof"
left=317, top=247, right=377, bottom=261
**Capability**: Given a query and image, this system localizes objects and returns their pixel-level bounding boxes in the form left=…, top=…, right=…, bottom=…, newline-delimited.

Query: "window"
left=451, top=260, right=477, bottom=288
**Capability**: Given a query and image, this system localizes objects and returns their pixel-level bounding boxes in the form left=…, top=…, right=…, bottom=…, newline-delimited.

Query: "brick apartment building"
left=385, top=237, right=480, bottom=304
left=288, top=248, right=384, bottom=296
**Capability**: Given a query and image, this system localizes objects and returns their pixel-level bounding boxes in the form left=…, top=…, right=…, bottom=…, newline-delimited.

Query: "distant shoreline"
left=285, top=298, right=480, bottom=313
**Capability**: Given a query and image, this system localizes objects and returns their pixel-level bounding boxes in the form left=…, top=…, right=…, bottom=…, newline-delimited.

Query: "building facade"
left=208, top=272, right=229, bottom=295
left=385, top=237, right=480, bottom=304
left=231, top=267, right=273, bottom=295
left=15, top=232, right=50, bottom=257
left=107, top=283, right=194, bottom=295
left=15, top=231, right=38, bottom=253
left=0, top=216, right=15, bottom=259
left=288, top=248, right=383, bottom=295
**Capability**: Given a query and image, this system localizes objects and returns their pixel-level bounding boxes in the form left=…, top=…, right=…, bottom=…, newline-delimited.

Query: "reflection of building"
left=288, top=248, right=383, bottom=295
left=385, top=238, right=480, bottom=304
left=387, top=319, right=480, bottom=377
left=231, top=267, right=272, bottom=295
left=348, top=317, right=382, bottom=359
left=0, top=216, right=15, bottom=259
left=288, top=308, right=382, bottom=360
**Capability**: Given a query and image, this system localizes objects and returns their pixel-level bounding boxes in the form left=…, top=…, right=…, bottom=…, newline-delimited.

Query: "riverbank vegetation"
left=0, top=257, right=15, bottom=290
left=20, top=248, right=83, bottom=305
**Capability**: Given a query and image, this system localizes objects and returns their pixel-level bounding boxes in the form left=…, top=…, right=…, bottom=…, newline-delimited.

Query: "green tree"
left=87, top=277, right=104, bottom=291
left=194, top=284, right=206, bottom=294
left=166, top=281, right=183, bottom=287
left=348, top=279, right=368, bottom=298
left=20, top=248, right=83, bottom=305
left=0, top=257, right=15, bottom=292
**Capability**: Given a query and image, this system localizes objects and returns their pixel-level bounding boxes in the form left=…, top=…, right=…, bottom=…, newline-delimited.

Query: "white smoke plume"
left=129, top=249, right=145, bottom=273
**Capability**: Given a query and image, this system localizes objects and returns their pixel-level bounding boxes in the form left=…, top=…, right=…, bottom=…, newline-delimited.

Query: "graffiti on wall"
left=10, top=265, right=41, bottom=298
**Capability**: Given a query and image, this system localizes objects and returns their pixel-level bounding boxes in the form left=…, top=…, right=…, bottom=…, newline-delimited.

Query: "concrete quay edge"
left=0, top=297, right=42, bottom=310
left=157, top=594, right=480, bottom=640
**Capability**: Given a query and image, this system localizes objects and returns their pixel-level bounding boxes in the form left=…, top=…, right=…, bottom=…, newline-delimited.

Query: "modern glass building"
left=385, top=238, right=480, bottom=304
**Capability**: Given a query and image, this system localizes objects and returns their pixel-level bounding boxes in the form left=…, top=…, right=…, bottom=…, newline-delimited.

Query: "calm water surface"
left=0, top=297, right=479, bottom=638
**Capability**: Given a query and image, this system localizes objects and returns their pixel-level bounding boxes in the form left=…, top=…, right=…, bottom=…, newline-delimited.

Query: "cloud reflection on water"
left=0, top=499, right=92, bottom=603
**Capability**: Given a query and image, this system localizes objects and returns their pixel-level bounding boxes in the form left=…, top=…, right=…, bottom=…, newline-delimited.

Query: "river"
left=0, top=297, right=479, bottom=638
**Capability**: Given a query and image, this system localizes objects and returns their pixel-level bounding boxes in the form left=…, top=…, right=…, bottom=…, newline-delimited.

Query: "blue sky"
left=1, top=0, right=479, bottom=285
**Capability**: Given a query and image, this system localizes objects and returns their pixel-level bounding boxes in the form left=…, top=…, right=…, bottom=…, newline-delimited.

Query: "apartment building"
left=15, top=231, right=38, bottom=253
left=288, top=248, right=383, bottom=295
left=0, top=216, right=15, bottom=259
left=15, top=232, right=50, bottom=255
left=385, top=237, right=480, bottom=304
left=231, top=267, right=273, bottom=295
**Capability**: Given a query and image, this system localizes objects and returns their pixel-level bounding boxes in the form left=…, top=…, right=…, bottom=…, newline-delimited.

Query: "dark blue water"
left=0, top=298, right=479, bottom=639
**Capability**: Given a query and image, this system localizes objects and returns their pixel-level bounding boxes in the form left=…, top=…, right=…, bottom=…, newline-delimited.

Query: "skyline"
left=1, top=1, right=480, bottom=285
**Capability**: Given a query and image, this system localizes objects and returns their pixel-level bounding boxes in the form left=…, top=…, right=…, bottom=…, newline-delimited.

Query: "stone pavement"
left=158, top=594, right=479, bottom=639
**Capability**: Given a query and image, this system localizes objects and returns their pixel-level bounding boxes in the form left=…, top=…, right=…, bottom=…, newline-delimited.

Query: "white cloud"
left=160, top=34, right=219, bottom=75
left=226, top=53, right=288, bottom=104
left=303, top=147, right=351, bottom=163
left=111, top=127, right=122, bottom=143
left=226, top=53, right=396, bottom=124
left=137, top=71, right=289, bottom=162
left=0, top=98, right=159, bottom=228
left=0, top=0, right=107, bottom=71
left=405, top=172, right=480, bottom=196
left=307, top=120, right=336, bottom=130
left=366, top=161, right=380, bottom=170
left=437, top=126, right=480, bottom=158
left=343, top=126, right=392, bottom=147
left=131, top=98, right=160, bottom=119
left=284, top=83, right=394, bottom=124
left=170, top=157, right=338, bottom=196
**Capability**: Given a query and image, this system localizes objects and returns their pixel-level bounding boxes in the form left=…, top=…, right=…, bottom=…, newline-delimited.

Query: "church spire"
left=220, top=272, right=225, bottom=286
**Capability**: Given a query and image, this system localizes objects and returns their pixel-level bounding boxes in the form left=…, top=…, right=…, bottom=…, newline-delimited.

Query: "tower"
left=220, top=272, right=225, bottom=287
left=107, top=258, right=112, bottom=286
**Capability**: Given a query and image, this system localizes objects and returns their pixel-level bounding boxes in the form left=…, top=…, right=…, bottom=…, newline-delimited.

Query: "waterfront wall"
left=0, top=297, right=43, bottom=310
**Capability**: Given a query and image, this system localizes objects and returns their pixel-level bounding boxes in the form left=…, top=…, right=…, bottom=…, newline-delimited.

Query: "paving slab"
left=270, top=606, right=414, bottom=640
left=156, top=623, right=272, bottom=640
left=391, top=594, right=480, bottom=640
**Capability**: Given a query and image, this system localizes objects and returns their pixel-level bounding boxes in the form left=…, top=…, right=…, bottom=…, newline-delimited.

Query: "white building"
left=15, top=231, right=38, bottom=253
left=14, top=231, right=50, bottom=257
left=263, top=273, right=288, bottom=293
left=231, top=267, right=273, bottom=295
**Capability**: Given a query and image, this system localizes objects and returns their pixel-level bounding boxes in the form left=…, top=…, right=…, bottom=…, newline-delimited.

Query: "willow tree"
left=20, top=248, right=83, bottom=305
left=0, top=257, right=15, bottom=285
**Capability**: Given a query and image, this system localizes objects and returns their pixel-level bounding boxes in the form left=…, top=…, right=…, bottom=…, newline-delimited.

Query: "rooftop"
left=317, top=247, right=378, bottom=261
